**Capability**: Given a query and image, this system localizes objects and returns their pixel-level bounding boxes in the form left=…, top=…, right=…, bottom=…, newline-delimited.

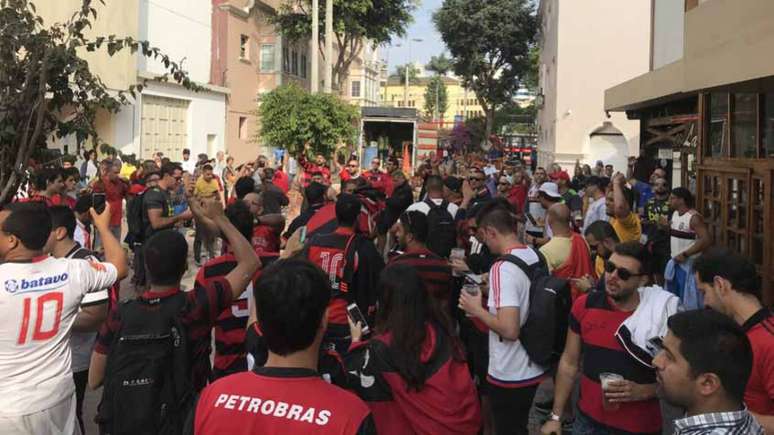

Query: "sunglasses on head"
left=604, top=261, right=645, bottom=281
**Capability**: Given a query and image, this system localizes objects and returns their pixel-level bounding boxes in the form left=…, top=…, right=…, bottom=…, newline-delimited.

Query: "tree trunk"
left=484, top=107, right=495, bottom=150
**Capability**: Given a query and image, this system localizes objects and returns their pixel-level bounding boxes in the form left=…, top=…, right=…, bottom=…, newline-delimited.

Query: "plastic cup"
left=461, top=284, right=480, bottom=317
left=599, top=372, right=624, bottom=411
left=450, top=248, right=466, bottom=277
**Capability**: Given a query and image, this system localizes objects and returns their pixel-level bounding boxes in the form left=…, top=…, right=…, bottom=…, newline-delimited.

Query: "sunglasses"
left=468, top=176, right=485, bottom=182
left=604, top=261, right=646, bottom=281
left=348, top=164, right=358, bottom=168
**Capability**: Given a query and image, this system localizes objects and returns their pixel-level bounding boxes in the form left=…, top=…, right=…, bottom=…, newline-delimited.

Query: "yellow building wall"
left=35, top=0, right=139, bottom=91
left=381, top=80, right=484, bottom=127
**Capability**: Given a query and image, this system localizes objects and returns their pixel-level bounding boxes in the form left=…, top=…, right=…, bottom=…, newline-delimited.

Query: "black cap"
left=443, top=176, right=463, bottom=193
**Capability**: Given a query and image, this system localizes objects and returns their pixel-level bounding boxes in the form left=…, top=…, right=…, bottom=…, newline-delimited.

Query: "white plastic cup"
left=599, top=372, right=624, bottom=411
left=450, top=248, right=466, bottom=277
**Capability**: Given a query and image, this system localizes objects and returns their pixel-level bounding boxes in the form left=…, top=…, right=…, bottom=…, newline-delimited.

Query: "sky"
left=384, top=0, right=447, bottom=75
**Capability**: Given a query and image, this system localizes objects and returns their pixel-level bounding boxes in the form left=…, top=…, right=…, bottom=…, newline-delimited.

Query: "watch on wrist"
left=548, top=412, right=561, bottom=422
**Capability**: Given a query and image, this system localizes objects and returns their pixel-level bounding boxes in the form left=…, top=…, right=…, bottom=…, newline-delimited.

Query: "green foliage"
left=272, top=0, right=416, bottom=93
left=0, top=0, right=199, bottom=203
left=257, top=84, right=359, bottom=157
left=394, top=63, right=420, bottom=85
left=426, top=53, right=452, bottom=76
left=424, top=76, right=449, bottom=120
left=522, top=45, right=540, bottom=93
left=434, top=0, right=537, bottom=144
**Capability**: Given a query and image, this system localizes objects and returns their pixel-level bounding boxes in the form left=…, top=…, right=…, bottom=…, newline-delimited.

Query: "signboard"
left=658, top=148, right=673, bottom=160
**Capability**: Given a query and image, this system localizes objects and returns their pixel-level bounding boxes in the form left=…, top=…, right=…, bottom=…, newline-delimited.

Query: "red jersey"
left=346, top=324, right=481, bottom=435
left=306, top=202, right=372, bottom=238
left=272, top=170, right=290, bottom=194
left=743, top=309, right=774, bottom=415
left=195, top=252, right=279, bottom=379
left=194, top=367, right=375, bottom=435
left=298, top=156, right=331, bottom=187
left=388, top=248, right=453, bottom=302
left=304, top=228, right=360, bottom=325
left=92, top=177, right=129, bottom=227
left=569, top=292, right=661, bottom=433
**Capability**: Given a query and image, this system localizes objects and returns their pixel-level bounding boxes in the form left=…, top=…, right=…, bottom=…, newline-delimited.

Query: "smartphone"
left=299, top=226, right=307, bottom=244
left=91, top=193, right=106, bottom=214
left=346, top=303, right=370, bottom=335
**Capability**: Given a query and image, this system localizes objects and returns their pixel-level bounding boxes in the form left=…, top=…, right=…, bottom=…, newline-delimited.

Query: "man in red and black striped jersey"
left=695, top=247, right=774, bottom=433
left=189, top=259, right=375, bottom=435
left=195, top=201, right=279, bottom=379
left=388, top=210, right=453, bottom=304
left=303, top=193, right=384, bottom=356
left=544, top=242, right=662, bottom=435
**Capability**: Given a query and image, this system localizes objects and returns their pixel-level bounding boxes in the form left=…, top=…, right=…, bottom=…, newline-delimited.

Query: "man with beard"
left=580, top=220, right=620, bottom=291
left=541, top=242, right=665, bottom=435
left=642, top=177, right=671, bottom=283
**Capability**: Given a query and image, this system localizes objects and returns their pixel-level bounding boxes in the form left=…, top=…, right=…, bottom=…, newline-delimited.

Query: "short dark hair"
left=254, top=259, right=331, bottom=356
left=234, top=176, right=256, bottom=199
left=586, top=176, right=608, bottom=190
left=48, top=205, right=77, bottom=240
left=538, top=191, right=561, bottom=203
left=671, top=187, right=694, bottom=208
left=62, top=167, right=80, bottom=182
left=1, top=202, right=52, bottom=250
left=74, top=194, right=93, bottom=214
left=263, top=167, right=275, bottom=180
left=335, top=193, right=361, bottom=228
left=304, top=182, right=327, bottom=205
left=160, top=162, right=182, bottom=178
left=399, top=211, right=428, bottom=243
left=425, top=175, right=444, bottom=193
left=667, top=310, right=753, bottom=403
left=202, top=164, right=213, bottom=172
left=694, top=246, right=761, bottom=300
left=225, top=201, right=254, bottom=241
left=613, top=241, right=651, bottom=275
left=143, top=230, right=187, bottom=286
left=182, top=148, right=191, bottom=155
left=476, top=198, right=517, bottom=235
left=33, top=167, right=62, bottom=190
left=584, top=220, right=619, bottom=243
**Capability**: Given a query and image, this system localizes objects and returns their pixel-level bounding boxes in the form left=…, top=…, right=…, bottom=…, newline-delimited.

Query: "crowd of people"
left=0, top=145, right=771, bottom=435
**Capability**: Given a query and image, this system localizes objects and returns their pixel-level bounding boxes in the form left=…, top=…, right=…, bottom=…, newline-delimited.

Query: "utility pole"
left=435, top=79, right=439, bottom=127
left=324, top=0, right=333, bottom=93
left=404, top=65, right=409, bottom=107
left=311, top=0, right=319, bottom=93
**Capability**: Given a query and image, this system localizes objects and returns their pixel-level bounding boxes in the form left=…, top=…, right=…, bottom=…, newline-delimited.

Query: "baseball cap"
left=538, top=182, right=562, bottom=199
left=550, top=171, right=570, bottom=182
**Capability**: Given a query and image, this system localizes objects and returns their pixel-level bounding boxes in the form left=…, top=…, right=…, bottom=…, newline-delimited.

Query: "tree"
left=0, top=0, right=198, bottom=204
left=257, top=83, right=359, bottom=158
left=426, top=53, right=452, bottom=76
left=424, top=76, right=449, bottom=121
left=434, top=0, right=537, bottom=148
left=394, top=63, right=420, bottom=85
left=272, top=0, right=416, bottom=95
left=449, top=123, right=472, bottom=152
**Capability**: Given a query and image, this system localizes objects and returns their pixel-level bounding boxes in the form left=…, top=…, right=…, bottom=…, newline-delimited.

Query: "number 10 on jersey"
left=17, top=292, right=64, bottom=345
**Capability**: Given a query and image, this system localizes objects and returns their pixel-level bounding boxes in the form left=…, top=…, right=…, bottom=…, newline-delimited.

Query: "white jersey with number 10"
left=0, top=256, right=117, bottom=417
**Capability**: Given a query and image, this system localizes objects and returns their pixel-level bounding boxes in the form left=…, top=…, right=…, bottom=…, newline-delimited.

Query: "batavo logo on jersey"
left=213, top=393, right=332, bottom=426
left=4, top=273, right=69, bottom=294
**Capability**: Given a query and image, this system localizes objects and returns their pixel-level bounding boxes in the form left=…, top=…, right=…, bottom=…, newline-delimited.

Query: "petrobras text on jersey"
left=4, top=273, right=69, bottom=294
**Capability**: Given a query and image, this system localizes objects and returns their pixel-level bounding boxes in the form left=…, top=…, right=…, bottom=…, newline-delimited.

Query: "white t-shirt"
left=406, top=198, right=459, bottom=219
left=181, top=158, right=197, bottom=174
left=487, top=247, right=548, bottom=384
left=66, top=246, right=110, bottom=373
left=0, top=256, right=117, bottom=416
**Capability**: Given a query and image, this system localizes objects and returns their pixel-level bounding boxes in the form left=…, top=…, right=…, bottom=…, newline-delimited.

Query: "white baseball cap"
left=538, top=182, right=562, bottom=199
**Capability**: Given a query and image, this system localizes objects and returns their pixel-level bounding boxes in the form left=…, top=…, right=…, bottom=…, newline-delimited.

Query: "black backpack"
left=499, top=252, right=572, bottom=367
left=424, top=199, right=457, bottom=258
left=97, top=292, right=194, bottom=435
left=125, top=189, right=148, bottom=246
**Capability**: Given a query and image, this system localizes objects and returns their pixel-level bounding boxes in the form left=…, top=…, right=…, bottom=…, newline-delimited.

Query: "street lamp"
left=394, top=38, right=423, bottom=108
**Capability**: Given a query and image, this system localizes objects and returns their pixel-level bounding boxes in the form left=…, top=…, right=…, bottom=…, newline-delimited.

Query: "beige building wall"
left=537, top=0, right=650, bottom=171
left=36, top=0, right=138, bottom=92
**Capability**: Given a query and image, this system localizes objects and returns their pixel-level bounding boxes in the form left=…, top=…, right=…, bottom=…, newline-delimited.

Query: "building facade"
left=536, top=0, right=651, bottom=171
left=606, top=0, right=774, bottom=303
left=381, top=75, right=485, bottom=128
left=344, top=44, right=383, bottom=107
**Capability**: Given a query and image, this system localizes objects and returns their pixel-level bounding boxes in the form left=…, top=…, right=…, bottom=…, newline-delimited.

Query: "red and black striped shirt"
left=388, top=247, right=453, bottom=302
left=194, top=252, right=279, bottom=379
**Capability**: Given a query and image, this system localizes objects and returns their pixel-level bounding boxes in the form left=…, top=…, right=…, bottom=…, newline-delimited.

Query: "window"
left=708, top=93, right=729, bottom=157
left=291, top=49, right=298, bottom=75
left=282, top=47, right=290, bottom=73
left=240, top=35, right=249, bottom=60
left=238, top=116, right=248, bottom=140
left=351, top=81, right=361, bottom=98
left=761, top=93, right=774, bottom=158
left=260, top=44, right=275, bottom=71
left=732, top=93, right=757, bottom=158
left=300, top=54, right=307, bottom=78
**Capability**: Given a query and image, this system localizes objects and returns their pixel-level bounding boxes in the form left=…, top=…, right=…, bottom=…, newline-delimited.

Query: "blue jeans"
left=572, top=412, right=613, bottom=435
